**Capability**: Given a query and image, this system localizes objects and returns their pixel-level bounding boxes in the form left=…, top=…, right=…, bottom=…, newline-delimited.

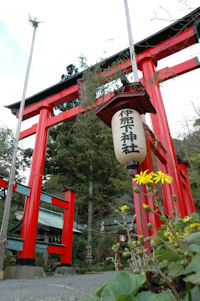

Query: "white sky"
left=0, top=0, right=200, bottom=148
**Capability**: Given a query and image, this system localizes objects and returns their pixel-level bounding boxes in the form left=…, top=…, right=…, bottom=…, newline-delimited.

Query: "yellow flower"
left=152, top=171, right=173, bottom=184
left=184, top=229, right=190, bottom=236
left=128, top=240, right=137, bottom=247
left=133, top=170, right=153, bottom=185
left=175, top=232, right=184, bottom=240
left=164, top=227, right=172, bottom=240
left=184, top=223, right=200, bottom=236
left=183, top=216, right=192, bottom=223
left=164, top=227, right=184, bottom=243
left=189, top=223, right=200, bottom=230
left=120, top=205, right=129, bottom=211
left=142, top=203, right=151, bottom=212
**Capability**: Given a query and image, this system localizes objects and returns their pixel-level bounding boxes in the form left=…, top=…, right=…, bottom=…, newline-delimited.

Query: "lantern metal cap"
left=126, top=161, right=139, bottom=169
left=95, top=82, right=156, bottom=127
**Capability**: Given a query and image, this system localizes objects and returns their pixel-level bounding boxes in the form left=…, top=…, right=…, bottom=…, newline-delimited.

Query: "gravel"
left=0, top=271, right=117, bottom=301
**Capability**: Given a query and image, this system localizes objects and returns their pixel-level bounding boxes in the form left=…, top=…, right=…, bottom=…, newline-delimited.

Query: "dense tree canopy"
left=173, top=106, right=200, bottom=209
left=44, top=110, right=132, bottom=224
left=0, top=126, right=32, bottom=229
left=0, top=127, right=31, bottom=180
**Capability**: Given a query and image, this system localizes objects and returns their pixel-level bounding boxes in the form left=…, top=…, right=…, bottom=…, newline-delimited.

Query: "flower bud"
left=147, top=223, right=153, bottom=230
left=133, top=187, right=140, bottom=194
left=172, top=195, right=178, bottom=201
left=139, top=235, right=144, bottom=244
left=133, top=269, right=140, bottom=274
left=144, top=206, right=152, bottom=212
left=150, top=240, right=157, bottom=247
left=122, top=251, right=130, bottom=258
left=137, top=250, right=143, bottom=257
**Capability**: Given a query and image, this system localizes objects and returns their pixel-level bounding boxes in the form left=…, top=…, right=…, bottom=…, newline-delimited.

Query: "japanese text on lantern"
left=119, top=109, right=139, bottom=155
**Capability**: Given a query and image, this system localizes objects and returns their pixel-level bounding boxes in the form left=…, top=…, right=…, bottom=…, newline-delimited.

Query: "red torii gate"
left=6, top=8, right=200, bottom=265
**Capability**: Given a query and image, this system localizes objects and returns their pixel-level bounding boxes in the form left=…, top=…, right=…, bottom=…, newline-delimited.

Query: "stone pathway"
left=0, top=271, right=116, bottom=301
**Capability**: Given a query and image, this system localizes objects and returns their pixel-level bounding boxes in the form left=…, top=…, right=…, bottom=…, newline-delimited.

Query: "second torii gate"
left=6, top=8, right=200, bottom=265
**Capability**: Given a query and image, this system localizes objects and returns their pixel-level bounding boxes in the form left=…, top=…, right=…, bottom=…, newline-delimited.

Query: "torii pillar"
left=137, top=56, right=187, bottom=218
left=17, top=103, right=52, bottom=265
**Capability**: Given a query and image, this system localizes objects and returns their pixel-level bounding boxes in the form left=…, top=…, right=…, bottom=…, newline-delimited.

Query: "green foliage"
left=80, top=272, right=177, bottom=301
left=0, top=126, right=32, bottom=180
left=97, top=174, right=200, bottom=300
left=173, top=106, right=200, bottom=208
left=4, top=249, right=16, bottom=268
left=79, top=54, right=130, bottom=108
left=72, top=232, right=88, bottom=264
left=44, top=112, right=132, bottom=224
left=0, top=126, right=32, bottom=230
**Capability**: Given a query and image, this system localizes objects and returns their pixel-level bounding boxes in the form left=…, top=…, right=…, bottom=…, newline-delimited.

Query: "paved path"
left=0, top=271, right=116, bottom=301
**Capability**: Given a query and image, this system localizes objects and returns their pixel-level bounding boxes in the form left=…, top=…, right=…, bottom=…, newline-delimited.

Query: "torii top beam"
left=6, top=7, right=200, bottom=120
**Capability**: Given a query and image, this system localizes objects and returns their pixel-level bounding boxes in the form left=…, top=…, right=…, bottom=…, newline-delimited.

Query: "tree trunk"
left=95, top=221, right=105, bottom=261
left=86, top=162, right=93, bottom=265
left=43, top=233, right=49, bottom=268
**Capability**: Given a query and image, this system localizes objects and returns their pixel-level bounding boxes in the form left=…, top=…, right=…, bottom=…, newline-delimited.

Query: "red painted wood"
left=47, top=245, right=66, bottom=255
left=139, top=58, right=187, bottom=217
left=178, top=162, right=195, bottom=215
left=137, top=27, right=196, bottom=65
left=60, top=189, right=75, bottom=264
left=155, top=57, right=200, bottom=83
left=17, top=27, right=197, bottom=121
left=0, top=177, right=8, bottom=188
left=13, top=184, right=18, bottom=192
left=20, top=84, right=78, bottom=120
left=132, top=174, right=150, bottom=252
left=19, top=57, right=199, bottom=140
left=18, top=104, right=51, bottom=260
left=51, top=197, right=69, bottom=209
left=144, top=125, right=167, bottom=164
left=142, top=131, right=162, bottom=233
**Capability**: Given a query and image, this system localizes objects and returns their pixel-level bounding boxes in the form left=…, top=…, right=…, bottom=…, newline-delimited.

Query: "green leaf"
left=80, top=272, right=146, bottom=301
left=183, top=232, right=200, bottom=245
left=101, top=285, right=116, bottom=301
left=118, top=295, right=137, bottom=301
left=188, top=244, right=200, bottom=253
left=181, top=253, right=200, bottom=286
left=137, top=289, right=176, bottom=301
left=155, top=246, right=179, bottom=263
left=100, top=272, right=146, bottom=300
left=168, top=261, right=186, bottom=278
left=136, top=291, right=156, bottom=301
left=183, top=285, right=200, bottom=301
left=184, top=253, right=200, bottom=274
left=184, top=273, right=200, bottom=285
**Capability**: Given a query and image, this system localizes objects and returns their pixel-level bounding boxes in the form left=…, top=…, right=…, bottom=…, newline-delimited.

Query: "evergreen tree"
left=0, top=126, right=32, bottom=229
left=44, top=110, right=132, bottom=263
left=173, top=106, right=200, bottom=208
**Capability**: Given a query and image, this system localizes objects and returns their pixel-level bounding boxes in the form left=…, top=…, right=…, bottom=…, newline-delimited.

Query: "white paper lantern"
left=111, top=108, right=147, bottom=166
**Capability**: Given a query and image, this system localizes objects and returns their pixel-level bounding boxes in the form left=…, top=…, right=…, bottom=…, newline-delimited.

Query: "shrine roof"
left=12, top=207, right=82, bottom=233
left=6, top=7, right=200, bottom=115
